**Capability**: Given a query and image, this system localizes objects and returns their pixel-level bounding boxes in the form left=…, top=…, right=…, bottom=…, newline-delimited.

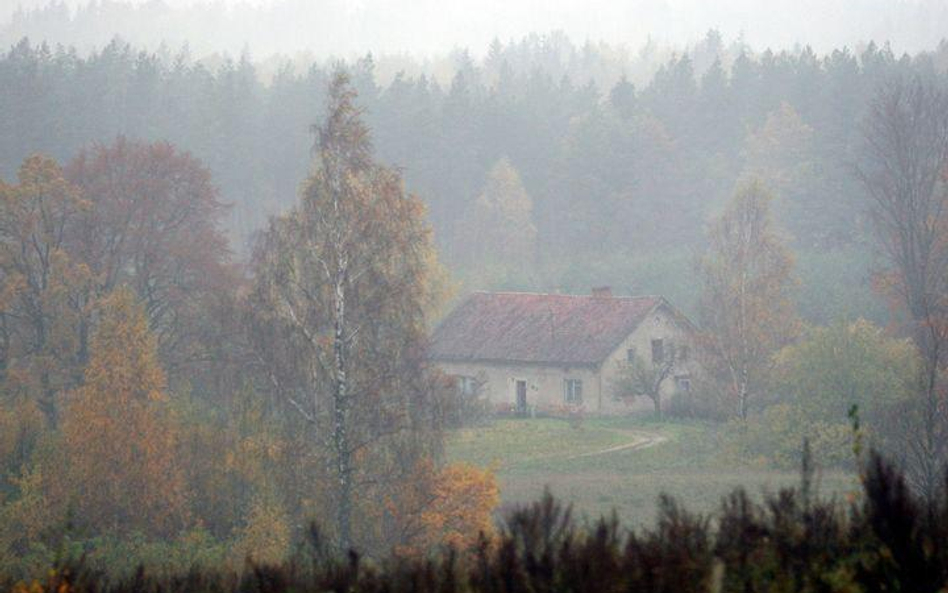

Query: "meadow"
left=446, top=415, right=858, bottom=526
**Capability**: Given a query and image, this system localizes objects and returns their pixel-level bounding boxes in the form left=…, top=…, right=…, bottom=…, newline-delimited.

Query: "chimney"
left=592, top=286, right=612, bottom=298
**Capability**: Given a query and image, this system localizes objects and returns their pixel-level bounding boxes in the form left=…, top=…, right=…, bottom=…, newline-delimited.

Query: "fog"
left=3, top=0, right=948, bottom=60
left=2, top=0, right=948, bottom=587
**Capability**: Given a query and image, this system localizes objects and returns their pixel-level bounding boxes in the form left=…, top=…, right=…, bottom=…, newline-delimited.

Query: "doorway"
left=515, top=380, right=528, bottom=416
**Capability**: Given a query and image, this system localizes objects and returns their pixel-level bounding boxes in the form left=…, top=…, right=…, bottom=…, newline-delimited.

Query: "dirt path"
left=566, top=429, right=668, bottom=460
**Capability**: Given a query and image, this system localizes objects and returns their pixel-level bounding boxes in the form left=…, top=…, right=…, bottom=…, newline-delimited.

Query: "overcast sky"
left=3, top=0, right=946, bottom=58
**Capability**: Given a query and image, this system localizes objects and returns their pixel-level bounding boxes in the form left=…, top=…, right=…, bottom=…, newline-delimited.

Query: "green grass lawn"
left=446, top=416, right=857, bottom=527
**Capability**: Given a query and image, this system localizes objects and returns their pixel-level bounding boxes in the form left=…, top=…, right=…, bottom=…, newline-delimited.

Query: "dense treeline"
left=5, top=451, right=948, bottom=593
left=2, top=33, right=948, bottom=319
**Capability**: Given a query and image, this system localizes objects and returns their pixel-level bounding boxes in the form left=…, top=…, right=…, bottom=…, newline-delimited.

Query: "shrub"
left=533, top=403, right=585, bottom=428
left=720, top=404, right=854, bottom=469
left=5, top=450, right=948, bottom=593
left=719, top=320, right=917, bottom=469
left=771, top=320, right=916, bottom=424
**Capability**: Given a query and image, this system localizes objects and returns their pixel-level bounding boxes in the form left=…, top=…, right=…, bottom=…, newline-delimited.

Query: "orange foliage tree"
left=61, top=288, right=188, bottom=537
left=381, top=460, right=499, bottom=557
left=419, top=463, right=498, bottom=551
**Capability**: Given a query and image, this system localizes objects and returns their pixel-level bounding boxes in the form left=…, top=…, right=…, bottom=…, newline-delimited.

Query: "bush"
left=665, top=375, right=731, bottom=421
left=720, top=404, right=854, bottom=469
left=445, top=388, right=492, bottom=428
left=534, top=403, right=585, bottom=428
left=718, top=320, right=919, bottom=469
left=491, top=401, right=520, bottom=417
left=770, top=319, right=916, bottom=423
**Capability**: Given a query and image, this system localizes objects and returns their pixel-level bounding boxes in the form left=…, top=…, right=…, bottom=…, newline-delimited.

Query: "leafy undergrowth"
left=5, top=452, right=947, bottom=592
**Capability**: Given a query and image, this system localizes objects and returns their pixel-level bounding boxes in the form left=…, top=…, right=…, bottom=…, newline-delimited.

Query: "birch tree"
left=249, top=70, right=446, bottom=552
left=698, top=179, right=799, bottom=420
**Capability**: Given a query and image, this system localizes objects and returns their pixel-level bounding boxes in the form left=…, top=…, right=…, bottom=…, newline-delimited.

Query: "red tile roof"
left=430, top=291, right=664, bottom=366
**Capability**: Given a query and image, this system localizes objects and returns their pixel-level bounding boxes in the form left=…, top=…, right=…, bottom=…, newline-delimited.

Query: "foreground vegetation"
left=4, top=451, right=947, bottom=592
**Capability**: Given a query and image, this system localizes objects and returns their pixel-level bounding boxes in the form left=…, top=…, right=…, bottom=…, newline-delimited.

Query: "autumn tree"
left=382, top=461, right=498, bottom=557
left=744, top=103, right=815, bottom=188
left=0, top=155, right=91, bottom=427
left=61, top=288, right=188, bottom=537
left=742, top=102, right=831, bottom=245
left=698, top=179, right=799, bottom=421
left=857, top=76, right=948, bottom=501
left=459, top=157, right=537, bottom=273
left=65, top=137, right=233, bottom=377
left=249, top=70, right=447, bottom=552
left=232, top=488, right=292, bottom=566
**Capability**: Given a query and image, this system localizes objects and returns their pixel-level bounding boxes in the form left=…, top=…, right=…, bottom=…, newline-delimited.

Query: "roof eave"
left=429, top=355, right=600, bottom=369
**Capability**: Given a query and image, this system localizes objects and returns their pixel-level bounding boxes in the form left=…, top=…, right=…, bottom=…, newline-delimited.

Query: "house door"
left=516, top=380, right=528, bottom=416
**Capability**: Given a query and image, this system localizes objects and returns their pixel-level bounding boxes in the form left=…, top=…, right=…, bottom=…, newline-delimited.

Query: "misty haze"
left=1, top=1, right=948, bottom=591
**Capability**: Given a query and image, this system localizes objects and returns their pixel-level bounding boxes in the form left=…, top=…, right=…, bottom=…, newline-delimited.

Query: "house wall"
left=436, top=304, right=699, bottom=416
left=598, top=305, right=699, bottom=415
left=437, top=360, right=602, bottom=413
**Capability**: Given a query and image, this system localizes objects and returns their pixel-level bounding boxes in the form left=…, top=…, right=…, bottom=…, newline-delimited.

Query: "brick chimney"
left=592, top=286, right=612, bottom=298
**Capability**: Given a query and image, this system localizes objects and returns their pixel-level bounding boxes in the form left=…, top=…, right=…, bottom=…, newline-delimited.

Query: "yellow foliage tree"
left=0, top=155, right=92, bottom=428
left=698, top=180, right=800, bottom=421
left=0, top=460, right=59, bottom=562
left=231, top=490, right=291, bottom=567
left=422, top=463, right=498, bottom=550
left=61, top=288, right=188, bottom=537
left=388, top=460, right=499, bottom=557
left=460, top=157, right=537, bottom=272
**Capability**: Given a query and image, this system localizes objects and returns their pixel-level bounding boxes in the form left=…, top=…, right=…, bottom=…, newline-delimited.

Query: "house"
left=430, top=287, right=699, bottom=416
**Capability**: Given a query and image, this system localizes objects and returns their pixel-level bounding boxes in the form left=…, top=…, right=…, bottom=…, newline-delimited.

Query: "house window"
left=678, top=345, right=689, bottom=362
left=676, top=376, right=691, bottom=393
left=626, top=347, right=637, bottom=362
left=651, top=339, right=664, bottom=364
left=564, top=379, right=583, bottom=404
left=457, top=375, right=477, bottom=396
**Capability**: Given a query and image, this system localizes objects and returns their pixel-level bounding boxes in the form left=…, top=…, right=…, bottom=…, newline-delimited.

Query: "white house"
left=430, top=287, right=698, bottom=416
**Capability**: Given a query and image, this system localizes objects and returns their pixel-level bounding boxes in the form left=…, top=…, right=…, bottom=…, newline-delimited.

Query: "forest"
left=2, top=1, right=948, bottom=590
left=3, top=31, right=948, bottom=320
